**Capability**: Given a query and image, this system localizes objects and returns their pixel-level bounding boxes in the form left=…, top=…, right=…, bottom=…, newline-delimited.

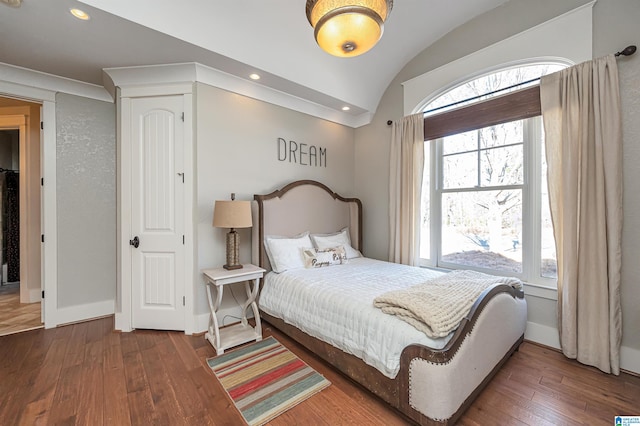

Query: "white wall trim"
left=525, top=321, right=639, bottom=375
left=402, top=1, right=595, bottom=115
left=183, top=92, right=196, bottom=335
left=28, top=288, right=41, bottom=304
left=523, top=283, right=557, bottom=300
left=103, top=62, right=369, bottom=128
left=41, top=100, right=57, bottom=329
left=196, top=312, right=209, bottom=334
left=116, top=96, right=132, bottom=332
left=55, top=300, right=115, bottom=327
left=119, top=83, right=194, bottom=98
left=621, top=346, right=640, bottom=376
left=0, top=77, right=57, bottom=329
left=0, top=62, right=112, bottom=103
left=525, top=321, right=560, bottom=349
left=0, top=80, right=55, bottom=103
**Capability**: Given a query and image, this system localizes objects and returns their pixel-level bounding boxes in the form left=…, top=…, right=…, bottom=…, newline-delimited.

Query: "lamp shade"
left=212, top=200, right=252, bottom=229
left=306, top=0, right=393, bottom=57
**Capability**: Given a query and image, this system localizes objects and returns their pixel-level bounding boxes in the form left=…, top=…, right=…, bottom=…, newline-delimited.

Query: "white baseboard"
left=620, top=346, right=640, bottom=375
left=28, top=288, right=41, bottom=303
left=114, top=312, right=132, bottom=332
left=195, top=313, right=209, bottom=334
left=525, top=321, right=561, bottom=349
left=54, top=299, right=115, bottom=327
left=525, top=320, right=640, bottom=375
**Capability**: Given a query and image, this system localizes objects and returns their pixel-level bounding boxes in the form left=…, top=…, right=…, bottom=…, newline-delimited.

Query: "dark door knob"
left=129, top=236, right=140, bottom=248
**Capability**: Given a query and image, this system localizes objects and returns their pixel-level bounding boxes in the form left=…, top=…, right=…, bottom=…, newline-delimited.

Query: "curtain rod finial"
left=615, top=45, right=636, bottom=57
left=387, top=120, right=393, bottom=126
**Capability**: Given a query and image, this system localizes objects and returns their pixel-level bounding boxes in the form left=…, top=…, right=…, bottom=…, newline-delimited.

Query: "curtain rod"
left=386, top=45, right=637, bottom=126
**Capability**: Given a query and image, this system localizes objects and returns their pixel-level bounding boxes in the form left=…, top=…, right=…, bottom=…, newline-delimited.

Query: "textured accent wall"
left=56, top=93, right=116, bottom=308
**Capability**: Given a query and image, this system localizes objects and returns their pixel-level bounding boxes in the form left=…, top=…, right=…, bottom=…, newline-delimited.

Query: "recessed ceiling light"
left=342, top=106, right=350, bottom=111
left=70, top=8, right=90, bottom=20
left=249, top=73, right=260, bottom=80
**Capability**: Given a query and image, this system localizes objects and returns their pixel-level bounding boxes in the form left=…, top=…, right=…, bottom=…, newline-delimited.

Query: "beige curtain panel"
left=389, top=113, right=424, bottom=266
left=540, top=55, right=623, bottom=375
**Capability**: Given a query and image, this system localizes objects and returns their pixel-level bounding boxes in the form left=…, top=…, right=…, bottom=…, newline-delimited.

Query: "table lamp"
left=212, top=193, right=252, bottom=270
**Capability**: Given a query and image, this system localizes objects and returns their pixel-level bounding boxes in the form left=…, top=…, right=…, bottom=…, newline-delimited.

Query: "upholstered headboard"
left=252, top=180, right=362, bottom=272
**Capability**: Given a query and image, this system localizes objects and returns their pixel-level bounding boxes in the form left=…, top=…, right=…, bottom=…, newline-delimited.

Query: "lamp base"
left=224, top=229, right=243, bottom=270
left=223, top=264, right=243, bottom=270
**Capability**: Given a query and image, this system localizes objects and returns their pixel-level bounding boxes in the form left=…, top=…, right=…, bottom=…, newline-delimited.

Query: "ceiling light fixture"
left=70, top=8, right=91, bottom=21
left=342, top=106, right=350, bottom=111
left=0, top=0, right=22, bottom=7
left=249, top=73, right=261, bottom=80
left=306, top=0, right=393, bottom=57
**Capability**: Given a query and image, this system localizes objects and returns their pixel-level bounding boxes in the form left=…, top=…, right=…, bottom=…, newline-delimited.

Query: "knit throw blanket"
left=373, top=270, right=523, bottom=338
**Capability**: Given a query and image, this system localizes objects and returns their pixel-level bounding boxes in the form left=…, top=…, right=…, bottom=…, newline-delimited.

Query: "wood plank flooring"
left=0, top=316, right=638, bottom=425
left=0, top=282, right=42, bottom=336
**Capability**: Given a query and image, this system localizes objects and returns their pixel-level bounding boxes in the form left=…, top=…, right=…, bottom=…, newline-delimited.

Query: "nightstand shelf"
left=202, top=264, right=266, bottom=356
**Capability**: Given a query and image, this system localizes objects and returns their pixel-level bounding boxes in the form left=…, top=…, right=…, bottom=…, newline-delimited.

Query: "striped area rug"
left=207, top=336, right=331, bottom=426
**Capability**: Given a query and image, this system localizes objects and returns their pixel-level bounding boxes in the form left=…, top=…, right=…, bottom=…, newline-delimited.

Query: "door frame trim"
left=116, top=83, right=195, bottom=333
left=0, top=82, right=56, bottom=329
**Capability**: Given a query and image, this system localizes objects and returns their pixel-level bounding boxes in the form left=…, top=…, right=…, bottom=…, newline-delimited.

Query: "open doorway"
left=0, top=96, right=42, bottom=336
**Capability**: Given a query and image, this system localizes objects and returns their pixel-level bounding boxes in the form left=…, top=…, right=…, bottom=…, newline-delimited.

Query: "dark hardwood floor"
left=0, top=316, right=638, bottom=425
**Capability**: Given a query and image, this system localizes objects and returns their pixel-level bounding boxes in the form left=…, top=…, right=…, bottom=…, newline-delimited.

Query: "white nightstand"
left=202, top=264, right=266, bottom=355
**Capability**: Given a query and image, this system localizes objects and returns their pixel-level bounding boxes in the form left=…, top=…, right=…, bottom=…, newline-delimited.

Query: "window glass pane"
left=442, top=130, right=477, bottom=155
left=443, top=152, right=477, bottom=189
left=479, top=120, right=523, bottom=149
left=480, top=145, right=523, bottom=186
left=540, top=134, right=557, bottom=278
left=423, top=63, right=566, bottom=116
left=441, top=190, right=522, bottom=273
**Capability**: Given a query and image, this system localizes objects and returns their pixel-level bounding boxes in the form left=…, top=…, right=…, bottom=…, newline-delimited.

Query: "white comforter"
left=258, top=257, right=453, bottom=379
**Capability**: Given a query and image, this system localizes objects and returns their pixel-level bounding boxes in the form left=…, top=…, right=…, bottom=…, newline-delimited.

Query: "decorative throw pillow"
left=301, top=246, right=347, bottom=268
left=311, top=227, right=361, bottom=259
left=264, top=232, right=313, bottom=273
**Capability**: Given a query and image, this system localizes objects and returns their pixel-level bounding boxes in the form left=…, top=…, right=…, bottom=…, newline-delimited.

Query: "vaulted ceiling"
left=0, top=0, right=508, bottom=126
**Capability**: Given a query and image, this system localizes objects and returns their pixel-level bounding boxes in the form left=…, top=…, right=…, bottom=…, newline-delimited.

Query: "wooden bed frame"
left=252, top=180, right=527, bottom=425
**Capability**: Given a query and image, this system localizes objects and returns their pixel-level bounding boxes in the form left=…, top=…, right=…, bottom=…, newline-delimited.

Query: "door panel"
left=131, top=96, right=185, bottom=331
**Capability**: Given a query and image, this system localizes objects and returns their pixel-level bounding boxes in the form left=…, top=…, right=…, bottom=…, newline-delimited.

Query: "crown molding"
left=103, top=62, right=369, bottom=128
left=0, top=62, right=112, bottom=103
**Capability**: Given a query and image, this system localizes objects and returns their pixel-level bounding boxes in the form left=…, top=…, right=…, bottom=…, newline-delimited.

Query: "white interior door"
left=130, top=96, right=185, bottom=331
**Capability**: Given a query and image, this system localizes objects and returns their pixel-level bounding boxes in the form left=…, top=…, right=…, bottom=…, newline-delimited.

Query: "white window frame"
left=422, top=115, right=555, bottom=287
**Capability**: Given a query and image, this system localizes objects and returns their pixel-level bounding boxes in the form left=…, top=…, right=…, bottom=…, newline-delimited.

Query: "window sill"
left=523, top=282, right=558, bottom=301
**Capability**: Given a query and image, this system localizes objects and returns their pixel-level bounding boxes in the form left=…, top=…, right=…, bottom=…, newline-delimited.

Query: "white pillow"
left=310, top=227, right=361, bottom=259
left=301, top=246, right=347, bottom=268
left=264, top=232, right=313, bottom=273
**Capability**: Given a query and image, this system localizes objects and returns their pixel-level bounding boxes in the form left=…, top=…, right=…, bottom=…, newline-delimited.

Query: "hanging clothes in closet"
left=5, top=171, right=19, bottom=282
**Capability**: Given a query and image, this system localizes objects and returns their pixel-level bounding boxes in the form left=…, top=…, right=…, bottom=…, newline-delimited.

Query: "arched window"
left=420, top=63, right=566, bottom=286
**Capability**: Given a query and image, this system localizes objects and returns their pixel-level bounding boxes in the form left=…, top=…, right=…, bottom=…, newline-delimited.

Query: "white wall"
left=354, top=0, right=640, bottom=372
left=195, top=83, right=355, bottom=326
left=56, top=93, right=116, bottom=312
